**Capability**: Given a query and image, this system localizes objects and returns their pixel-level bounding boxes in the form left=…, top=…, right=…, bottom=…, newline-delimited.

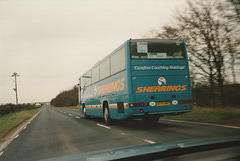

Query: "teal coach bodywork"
left=79, top=39, right=193, bottom=122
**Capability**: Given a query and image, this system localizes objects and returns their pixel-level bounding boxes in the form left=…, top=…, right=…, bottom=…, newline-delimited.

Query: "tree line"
left=148, top=0, right=240, bottom=107
left=50, top=86, right=78, bottom=107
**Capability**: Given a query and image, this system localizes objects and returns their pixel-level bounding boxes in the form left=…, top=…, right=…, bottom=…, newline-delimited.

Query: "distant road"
left=1, top=105, right=240, bottom=161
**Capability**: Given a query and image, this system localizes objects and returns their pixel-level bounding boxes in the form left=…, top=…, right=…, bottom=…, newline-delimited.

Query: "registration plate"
left=156, top=101, right=170, bottom=106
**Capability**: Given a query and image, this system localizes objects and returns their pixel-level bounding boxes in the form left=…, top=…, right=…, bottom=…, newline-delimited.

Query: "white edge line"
left=0, top=108, right=43, bottom=152
left=163, top=119, right=240, bottom=129
left=14, top=134, right=19, bottom=139
left=144, top=139, right=156, bottom=144
left=0, top=151, right=4, bottom=157
left=96, top=123, right=111, bottom=129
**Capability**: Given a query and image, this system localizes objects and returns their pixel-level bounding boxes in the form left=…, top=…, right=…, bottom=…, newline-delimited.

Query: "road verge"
left=0, top=107, right=43, bottom=151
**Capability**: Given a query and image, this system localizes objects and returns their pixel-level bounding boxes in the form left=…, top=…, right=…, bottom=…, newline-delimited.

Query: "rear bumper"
left=127, top=104, right=193, bottom=118
left=131, top=109, right=192, bottom=117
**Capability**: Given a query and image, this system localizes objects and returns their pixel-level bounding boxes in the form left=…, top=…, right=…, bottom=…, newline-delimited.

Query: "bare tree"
left=227, top=0, right=240, bottom=23
left=148, top=0, right=240, bottom=106
left=218, top=0, right=240, bottom=84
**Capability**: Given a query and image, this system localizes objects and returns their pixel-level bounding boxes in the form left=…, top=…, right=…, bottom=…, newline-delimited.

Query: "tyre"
left=103, top=103, right=111, bottom=125
left=83, top=106, right=89, bottom=119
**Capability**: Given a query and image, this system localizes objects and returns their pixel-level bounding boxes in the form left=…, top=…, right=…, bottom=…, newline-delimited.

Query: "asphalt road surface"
left=1, top=105, right=240, bottom=161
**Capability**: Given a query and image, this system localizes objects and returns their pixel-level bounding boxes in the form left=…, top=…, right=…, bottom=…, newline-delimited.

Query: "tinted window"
left=111, top=47, right=126, bottom=74
left=100, top=58, right=110, bottom=79
left=130, top=41, right=185, bottom=60
left=92, top=66, right=99, bottom=83
left=85, top=71, right=92, bottom=86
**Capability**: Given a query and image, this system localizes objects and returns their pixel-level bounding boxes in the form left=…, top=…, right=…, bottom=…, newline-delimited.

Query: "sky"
left=0, top=0, right=186, bottom=104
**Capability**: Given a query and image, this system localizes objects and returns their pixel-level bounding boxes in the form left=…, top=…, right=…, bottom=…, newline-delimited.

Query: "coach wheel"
left=83, top=107, right=89, bottom=119
left=104, top=105, right=111, bottom=125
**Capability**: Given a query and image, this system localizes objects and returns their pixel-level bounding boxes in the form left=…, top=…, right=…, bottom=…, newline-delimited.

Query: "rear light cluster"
left=133, top=109, right=144, bottom=113
left=184, top=105, right=193, bottom=110
left=129, top=102, right=149, bottom=107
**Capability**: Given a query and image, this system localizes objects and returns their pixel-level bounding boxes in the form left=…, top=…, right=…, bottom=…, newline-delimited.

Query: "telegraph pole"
left=12, top=72, right=20, bottom=105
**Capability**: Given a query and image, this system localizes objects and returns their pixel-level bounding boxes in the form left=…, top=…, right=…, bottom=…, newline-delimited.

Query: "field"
left=162, top=106, right=240, bottom=127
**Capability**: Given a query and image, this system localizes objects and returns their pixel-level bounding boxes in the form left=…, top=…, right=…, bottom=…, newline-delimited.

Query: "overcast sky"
left=0, top=0, right=186, bottom=104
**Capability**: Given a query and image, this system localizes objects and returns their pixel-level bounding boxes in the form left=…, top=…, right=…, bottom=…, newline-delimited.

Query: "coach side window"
left=85, top=71, right=92, bottom=86
left=100, top=58, right=110, bottom=79
left=111, top=47, right=126, bottom=75
left=92, top=65, right=100, bottom=83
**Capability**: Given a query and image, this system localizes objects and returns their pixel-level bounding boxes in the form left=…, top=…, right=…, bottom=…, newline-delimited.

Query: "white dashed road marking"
left=96, top=124, right=111, bottom=129
left=75, top=116, right=80, bottom=119
left=143, top=139, right=156, bottom=144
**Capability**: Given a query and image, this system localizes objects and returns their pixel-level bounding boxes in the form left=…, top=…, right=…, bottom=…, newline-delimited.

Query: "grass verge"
left=0, top=107, right=43, bottom=139
left=162, top=106, right=240, bottom=127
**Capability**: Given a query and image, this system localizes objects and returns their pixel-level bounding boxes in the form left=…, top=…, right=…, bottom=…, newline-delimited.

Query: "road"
left=1, top=105, right=240, bottom=161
